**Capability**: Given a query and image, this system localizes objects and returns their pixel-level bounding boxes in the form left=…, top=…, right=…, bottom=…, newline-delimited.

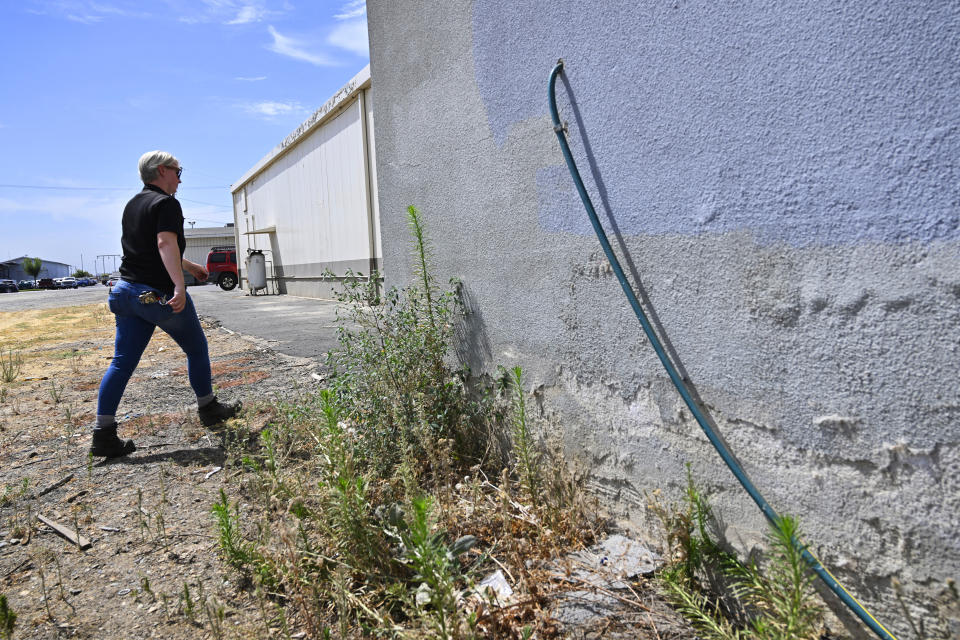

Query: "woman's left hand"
left=184, top=260, right=209, bottom=282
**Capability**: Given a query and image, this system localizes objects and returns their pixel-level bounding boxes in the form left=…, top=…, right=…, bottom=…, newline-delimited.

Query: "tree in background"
left=72, top=269, right=92, bottom=278
left=22, top=257, right=42, bottom=283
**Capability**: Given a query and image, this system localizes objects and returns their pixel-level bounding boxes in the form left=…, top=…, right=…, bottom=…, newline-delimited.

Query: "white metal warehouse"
left=230, top=65, right=380, bottom=298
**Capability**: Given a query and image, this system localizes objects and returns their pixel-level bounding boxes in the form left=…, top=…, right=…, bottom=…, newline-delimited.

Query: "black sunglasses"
left=165, top=165, right=183, bottom=178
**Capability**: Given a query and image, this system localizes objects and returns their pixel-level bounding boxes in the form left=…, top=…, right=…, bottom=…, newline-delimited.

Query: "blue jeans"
left=97, top=279, right=212, bottom=416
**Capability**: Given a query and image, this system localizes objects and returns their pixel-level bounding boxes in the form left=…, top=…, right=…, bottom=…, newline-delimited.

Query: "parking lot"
left=0, top=284, right=342, bottom=361
left=0, top=282, right=110, bottom=311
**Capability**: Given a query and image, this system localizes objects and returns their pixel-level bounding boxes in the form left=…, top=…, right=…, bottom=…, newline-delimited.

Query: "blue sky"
left=0, top=0, right=369, bottom=273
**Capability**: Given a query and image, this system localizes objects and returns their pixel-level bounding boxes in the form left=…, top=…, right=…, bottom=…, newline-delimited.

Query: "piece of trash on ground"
left=473, top=569, right=513, bottom=605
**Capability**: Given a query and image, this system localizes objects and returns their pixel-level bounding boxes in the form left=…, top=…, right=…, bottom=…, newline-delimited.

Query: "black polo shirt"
left=118, top=184, right=185, bottom=296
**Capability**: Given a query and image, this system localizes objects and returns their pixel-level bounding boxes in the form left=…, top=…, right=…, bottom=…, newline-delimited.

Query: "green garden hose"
left=547, top=59, right=898, bottom=640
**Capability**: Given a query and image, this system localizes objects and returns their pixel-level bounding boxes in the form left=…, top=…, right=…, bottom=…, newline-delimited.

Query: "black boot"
left=198, top=398, right=242, bottom=427
left=90, top=426, right=136, bottom=458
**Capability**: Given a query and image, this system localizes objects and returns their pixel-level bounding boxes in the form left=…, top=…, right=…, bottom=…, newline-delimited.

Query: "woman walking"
left=91, top=150, right=240, bottom=457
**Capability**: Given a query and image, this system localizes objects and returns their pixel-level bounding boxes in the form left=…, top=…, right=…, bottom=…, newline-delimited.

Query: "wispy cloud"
left=226, top=3, right=265, bottom=25
left=334, top=0, right=365, bottom=20
left=327, top=19, right=368, bottom=57
left=28, top=1, right=151, bottom=24
left=178, top=0, right=278, bottom=25
left=241, top=100, right=306, bottom=119
left=65, top=13, right=99, bottom=24
left=267, top=25, right=337, bottom=66
left=235, top=75, right=267, bottom=82
left=28, top=0, right=286, bottom=27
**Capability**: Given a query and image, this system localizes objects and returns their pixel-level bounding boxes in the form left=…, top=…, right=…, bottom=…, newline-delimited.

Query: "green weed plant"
left=0, top=348, right=22, bottom=384
left=0, top=594, right=16, bottom=640
left=388, top=494, right=478, bottom=639
left=652, top=468, right=824, bottom=640
left=326, top=205, right=493, bottom=479
left=212, top=488, right=254, bottom=570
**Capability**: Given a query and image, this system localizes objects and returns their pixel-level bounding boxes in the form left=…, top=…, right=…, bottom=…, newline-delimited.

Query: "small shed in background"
left=230, top=65, right=380, bottom=298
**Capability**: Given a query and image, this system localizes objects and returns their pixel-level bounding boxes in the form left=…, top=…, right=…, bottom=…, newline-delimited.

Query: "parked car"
left=38, top=278, right=56, bottom=289
left=18, top=280, right=35, bottom=289
left=59, top=277, right=79, bottom=289
left=0, top=279, right=18, bottom=293
left=206, top=246, right=238, bottom=291
left=106, top=277, right=119, bottom=288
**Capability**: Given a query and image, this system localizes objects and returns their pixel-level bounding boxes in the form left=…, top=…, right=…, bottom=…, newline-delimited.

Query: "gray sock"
left=95, top=415, right=116, bottom=431
left=197, top=394, right=216, bottom=408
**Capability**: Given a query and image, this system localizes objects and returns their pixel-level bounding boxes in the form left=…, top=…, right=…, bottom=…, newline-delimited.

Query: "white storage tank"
left=245, top=250, right=266, bottom=291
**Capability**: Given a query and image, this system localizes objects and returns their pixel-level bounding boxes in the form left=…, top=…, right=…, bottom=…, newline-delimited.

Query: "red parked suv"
left=206, top=246, right=238, bottom=291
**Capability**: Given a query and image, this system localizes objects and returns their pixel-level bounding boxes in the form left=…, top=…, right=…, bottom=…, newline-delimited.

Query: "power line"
left=178, top=197, right=233, bottom=210
left=0, top=183, right=235, bottom=217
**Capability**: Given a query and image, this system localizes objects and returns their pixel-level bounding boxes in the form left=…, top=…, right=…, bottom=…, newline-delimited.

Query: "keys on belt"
left=138, top=291, right=169, bottom=305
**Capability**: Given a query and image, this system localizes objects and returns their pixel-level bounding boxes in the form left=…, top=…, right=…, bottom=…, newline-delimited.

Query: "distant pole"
left=80, top=253, right=84, bottom=274
left=96, top=253, right=121, bottom=276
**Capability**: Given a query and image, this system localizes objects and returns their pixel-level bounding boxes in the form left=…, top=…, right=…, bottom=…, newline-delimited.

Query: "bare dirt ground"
left=0, top=301, right=323, bottom=639
left=0, top=300, right=697, bottom=639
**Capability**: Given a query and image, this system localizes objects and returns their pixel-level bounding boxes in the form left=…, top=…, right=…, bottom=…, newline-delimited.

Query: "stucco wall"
left=366, top=2, right=960, bottom=637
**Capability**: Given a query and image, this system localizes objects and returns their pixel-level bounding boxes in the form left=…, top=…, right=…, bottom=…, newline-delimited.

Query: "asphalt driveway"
left=190, top=286, right=342, bottom=361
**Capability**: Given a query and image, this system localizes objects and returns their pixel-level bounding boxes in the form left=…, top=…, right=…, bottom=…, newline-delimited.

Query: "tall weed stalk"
left=727, top=515, right=823, bottom=640
left=212, top=489, right=253, bottom=569
left=0, top=348, right=22, bottom=384
left=653, top=471, right=823, bottom=640
left=506, top=366, right=541, bottom=507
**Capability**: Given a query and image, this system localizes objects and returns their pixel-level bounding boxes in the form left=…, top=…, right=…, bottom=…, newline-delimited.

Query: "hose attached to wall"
left=547, top=59, right=898, bottom=640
